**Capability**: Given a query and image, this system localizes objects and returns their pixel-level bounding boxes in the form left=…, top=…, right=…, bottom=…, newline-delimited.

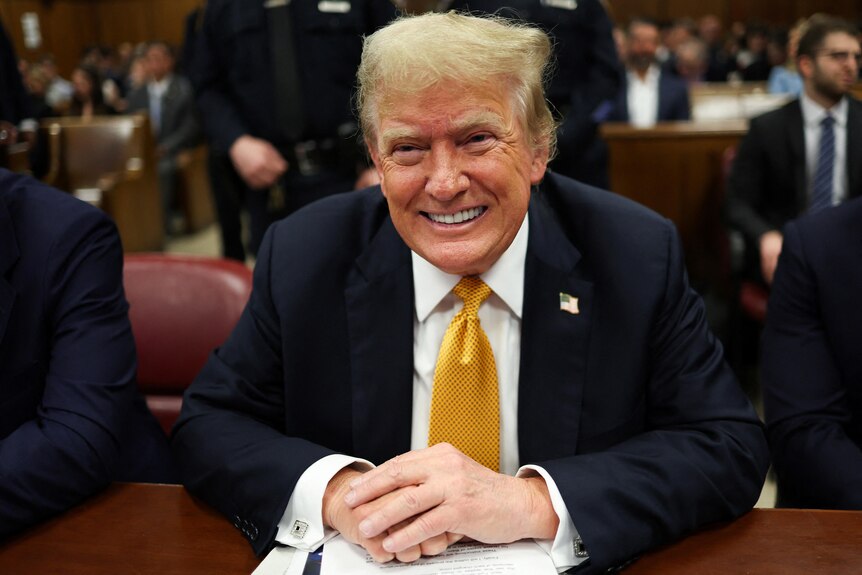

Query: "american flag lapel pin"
left=559, top=292, right=580, bottom=315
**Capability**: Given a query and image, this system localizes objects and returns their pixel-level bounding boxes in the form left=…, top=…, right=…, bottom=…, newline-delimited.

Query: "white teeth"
left=428, top=207, right=485, bottom=224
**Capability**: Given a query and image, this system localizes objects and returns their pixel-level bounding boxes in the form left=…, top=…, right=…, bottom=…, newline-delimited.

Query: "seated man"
left=173, top=13, right=768, bottom=574
left=0, top=169, right=175, bottom=538
left=762, top=196, right=862, bottom=509
left=608, top=17, right=691, bottom=126
left=726, top=15, right=862, bottom=285
left=126, top=41, right=200, bottom=234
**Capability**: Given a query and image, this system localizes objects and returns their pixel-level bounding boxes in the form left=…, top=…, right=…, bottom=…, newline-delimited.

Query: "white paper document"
left=321, top=536, right=558, bottom=575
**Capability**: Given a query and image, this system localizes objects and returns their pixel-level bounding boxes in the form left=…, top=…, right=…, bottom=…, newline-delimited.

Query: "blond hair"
left=356, top=11, right=557, bottom=157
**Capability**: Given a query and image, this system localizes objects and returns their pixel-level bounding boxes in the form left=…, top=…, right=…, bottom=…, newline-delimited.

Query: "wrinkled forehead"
left=368, top=75, right=525, bottom=137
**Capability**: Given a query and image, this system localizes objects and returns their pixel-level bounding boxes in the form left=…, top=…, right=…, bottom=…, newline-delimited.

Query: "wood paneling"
left=609, top=0, right=862, bottom=26
left=607, top=0, right=664, bottom=23
left=0, top=1, right=98, bottom=78
left=152, top=0, right=202, bottom=47
left=3, top=0, right=861, bottom=78
left=1, top=0, right=202, bottom=77
left=93, top=0, right=152, bottom=47
left=601, top=120, right=748, bottom=288
left=665, top=0, right=726, bottom=23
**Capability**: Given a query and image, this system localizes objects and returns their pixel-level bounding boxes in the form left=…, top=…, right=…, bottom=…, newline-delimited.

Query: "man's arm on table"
left=0, top=208, right=137, bottom=537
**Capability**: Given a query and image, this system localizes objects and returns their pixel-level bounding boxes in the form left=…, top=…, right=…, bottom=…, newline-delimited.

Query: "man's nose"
left=425, top=145, right=469, bottom=200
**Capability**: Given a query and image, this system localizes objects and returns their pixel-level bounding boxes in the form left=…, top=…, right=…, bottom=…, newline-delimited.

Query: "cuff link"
left=290, top=519, right=309, bottom=539
left=574, top=536, right=589, bottom=558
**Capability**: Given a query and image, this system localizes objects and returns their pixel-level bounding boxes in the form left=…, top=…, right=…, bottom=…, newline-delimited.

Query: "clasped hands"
left=322, top=443, right=559, bottom=563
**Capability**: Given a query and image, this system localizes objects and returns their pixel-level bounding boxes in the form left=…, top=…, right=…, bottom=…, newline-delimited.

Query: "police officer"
left=190, top=0, right=397, bottom=259
left=446, top=0, right=621, bottom=188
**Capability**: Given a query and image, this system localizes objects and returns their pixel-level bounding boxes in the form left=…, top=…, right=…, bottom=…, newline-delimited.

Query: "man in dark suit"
left=762, top=196, right=862, bottom=509
left=726, top=15, right=862, bottom=285
left=447, top=0, right=621, bottom=188
left=189, top=0, right=396, bottom=260
left=0, top=169, right=174, bottom=539
left=173, top=12, right=768, bottom=574
left=126, top=41, right=200, bottom=234
left=609, top=17, right=691, bottom=125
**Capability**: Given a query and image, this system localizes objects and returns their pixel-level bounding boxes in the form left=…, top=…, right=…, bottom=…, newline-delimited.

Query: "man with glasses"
left=726, top=14, right=862, bottom=286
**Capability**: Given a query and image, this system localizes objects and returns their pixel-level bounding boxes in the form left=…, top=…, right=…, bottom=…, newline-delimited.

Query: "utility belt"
left=280, top=137, right=342, bottom=177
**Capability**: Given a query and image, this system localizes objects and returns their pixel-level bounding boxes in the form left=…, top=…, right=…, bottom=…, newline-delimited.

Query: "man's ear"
left=797, top=55, right=814, bottom=80
left=365, top=136, right=386, bottom=196
left=530, top=139, right=550, bottom=185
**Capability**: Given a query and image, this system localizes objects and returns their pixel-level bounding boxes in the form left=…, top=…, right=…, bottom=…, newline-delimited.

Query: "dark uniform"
left=449, top=0, right=621, bottom=188
left=189, top=0, right=397, bottom=259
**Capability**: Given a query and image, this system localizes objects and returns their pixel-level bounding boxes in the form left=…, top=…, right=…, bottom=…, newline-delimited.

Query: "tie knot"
left=822, top=114, right=835, bottom=128
left=453, top=276, right=491, bottom=316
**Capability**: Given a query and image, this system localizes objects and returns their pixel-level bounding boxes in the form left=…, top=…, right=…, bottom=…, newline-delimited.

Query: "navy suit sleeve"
left=556, top=0, right=620, bottom=151
left=761, top=222, right=862, bottom=509
left=725, top=115, right=774, bottom=248
left=172, top=225, right=337, bottom=555
left=0, top=209, right=137, bottom=537
left=541, top=221, right=769, bottom=573
left=189, top=0, right=251, bottom=153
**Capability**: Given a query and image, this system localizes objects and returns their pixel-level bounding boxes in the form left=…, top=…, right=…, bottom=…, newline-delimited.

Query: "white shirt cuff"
left=517, top=464, right=588, bottom=573
left=275, top=454, right=374, bottom=551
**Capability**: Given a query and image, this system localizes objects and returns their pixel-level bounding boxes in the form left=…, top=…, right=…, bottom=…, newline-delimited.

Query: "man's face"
left=146, top=46, right=173, bottom=81
left=368, top=80, right=548, bottom=276
left=801, top=32, right=861, bottom=105
left=627, top=23, right=660, bottom=72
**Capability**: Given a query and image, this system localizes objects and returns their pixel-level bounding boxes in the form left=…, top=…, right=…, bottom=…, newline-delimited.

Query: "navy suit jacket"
left=726, top=98, right=862, bottom=278
left=173, top=172, right=768, bottom=573
left=762, top=197, right=862, bottom=509
left=608, top=70, right=691, bottom=123
left=0, top=170, right=174, bottom=538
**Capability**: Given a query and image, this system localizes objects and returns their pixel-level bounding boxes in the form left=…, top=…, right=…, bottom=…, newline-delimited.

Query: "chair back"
left=41, top=114, right=164, bottom=251
left=123, top=254, right=253, bottom=434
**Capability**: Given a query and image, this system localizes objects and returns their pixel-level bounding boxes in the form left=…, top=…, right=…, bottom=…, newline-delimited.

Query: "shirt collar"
left=627, top=64, right=660, bottom=85
left=412, top=214, right=528, bottom=322
left=149, top=75, right=172, bottom=96
left=800, top=91, right=848, bottom=128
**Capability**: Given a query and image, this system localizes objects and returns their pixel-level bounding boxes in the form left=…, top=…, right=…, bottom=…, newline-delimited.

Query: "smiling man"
left=173, top=12, right=768, bottom=574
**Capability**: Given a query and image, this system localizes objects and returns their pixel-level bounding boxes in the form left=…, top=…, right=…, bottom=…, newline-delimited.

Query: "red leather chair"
left=123, top=254, right=253, bottom=435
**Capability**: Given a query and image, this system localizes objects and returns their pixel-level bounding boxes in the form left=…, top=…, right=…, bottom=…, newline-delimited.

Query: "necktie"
left=149, top=89, right=161, bottom=137
left=266, top=0, right=304, bottom=142
left=428, top=277, right=500, bottom=471
left=811, top=114, right=835, bottom=213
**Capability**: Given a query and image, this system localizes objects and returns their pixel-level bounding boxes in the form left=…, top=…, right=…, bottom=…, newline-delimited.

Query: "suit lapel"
left=846, top=98, right=862, bottom=198
left=518, top=183, right=593, bottom=463
left=787, top=101, right=807, bottom=209
left=0, top=194, right=19, bottom=347
left=344, top=215, right=414, bottom=464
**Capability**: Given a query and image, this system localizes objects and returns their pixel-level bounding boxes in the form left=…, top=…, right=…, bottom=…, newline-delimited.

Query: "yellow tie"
left=428, top=276, right=500, bottom=471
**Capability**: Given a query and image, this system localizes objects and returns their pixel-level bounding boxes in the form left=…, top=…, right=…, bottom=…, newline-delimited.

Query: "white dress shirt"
left=626, top=65, right=661, bottom=128
left=800, top=92, right=848, bottom=207
left=275, top=215, right=583, bottom=572
left=147, top=76, right=172, bottom=136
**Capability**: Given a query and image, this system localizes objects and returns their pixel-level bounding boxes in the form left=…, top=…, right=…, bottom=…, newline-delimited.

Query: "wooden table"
left=2, top=483, right=860, bottom=573
left=625, top=508, right=862, bottom=574
left=0, top=483, right=260, bottom=574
